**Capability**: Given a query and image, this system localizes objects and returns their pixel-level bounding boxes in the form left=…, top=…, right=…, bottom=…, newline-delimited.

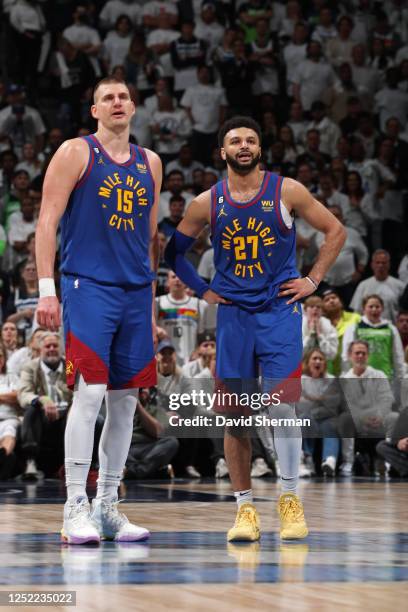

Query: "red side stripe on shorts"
left=65, top=331, right=108, bottom=389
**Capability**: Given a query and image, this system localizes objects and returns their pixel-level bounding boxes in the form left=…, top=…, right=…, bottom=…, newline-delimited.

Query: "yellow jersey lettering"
left=235, top=263, right=242, bottom=277
left=126, top=175, right=134, bottom=187
left=260, top=227, right=270, bottom=238
left=113, top=172, right=121, bottom=185
left=136, top=187, right=146, bottom=197
left=263, top=236, right=276, bottom=246
left=222, top=239, right=231, bottom=250
left=98, top=186, right=111, bottom=198
left=233, top=218, right=242, bottom=232
left=109, top=214, right=118, bottom=226
left=247, top=217, right=256, bottom=230
left=254, top=261, right=263, bottom=274
left=138, top=198, right=148, bottom=206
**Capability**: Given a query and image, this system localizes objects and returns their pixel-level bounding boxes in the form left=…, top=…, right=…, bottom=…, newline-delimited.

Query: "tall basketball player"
left=36, top=77, right=162, bottom=544
left=165, top=116, right=346, bottom=541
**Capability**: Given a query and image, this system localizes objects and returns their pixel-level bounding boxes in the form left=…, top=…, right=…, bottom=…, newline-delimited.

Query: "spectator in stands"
left=342, top=170, right=377, bottom=243
left=396, top=311, right=408, bottom=350
left=194, top=3, right=225, bottom=54
left=2, top=170, right=30, bottom=230
left=18, top=332, right=72, bottom=480
left=218, top=37, right=254, bottom=115
left=9, top=0, right=47, bottom=96
left=316, top=172, right=350, bottom=212
left=158, top=195, right=185, bottom=238
left=325, top=64, right=362, bottom=123
left=339, top=340, right=398, bottom=474
left=128, top=85, right=152, bottom=148
left=311, top=5, right=337, bottom=54
left=101, top=14, right=133, bottom=74
left=249, top=18, right=279, bottom=98
left=342, top=294, right=405, bottom=380
left=166, top=144, right=204, bottom=184
left=277, top=125, right=303, bottom=164
left=376, top=409, right=408, bottom=477
left=15, top=143, right=43, bottom=181
left=7, top=260, right=39, bottom=341
left=0, top=339, right=20, bottom=479
left=350, top=250, right=405, bottom=322
left=316, top=204, right=368, bottom=307
left=375, top=68, right=408, bottom=132
left=159, top=170, right=194, bottom=222
left=296, top=129, right=331, bottom=175
left=146, top=13, right=179, bottom=81
left=238, top=0, right=273, bottom=44
left=142, top=0, right=178, bottom=30
left=2, top=321, right=18, bottom=359
left=354, top=112, right=377, bottom=158
left=292, top=41, right=335, bottom=112
left=7, top=193, right=37, bottom=270
left=181, top=65, right=227, bottom=165
left=63, top=4, right=102, bottom=77
left=98, top=0, right=140, bottom=30
left=326, top=15, right=355, bottom=68
left=170, top=21, right=207, bottom=98
left=181, top=332, right=216, bottom=378
left=7, top=327, right=45, bottom=377
left=150, top=94, right=192, bottom=163
left=298, top=348, right=342, bottom=477
left=124, top=32, right=159, bottom=100
left=321, top=288, right=361, bottom=376
left=125, top=395, right=178, bottom=480
left=307, top=101, right=341, bottom=158
left=155, top=271, right=212, bottom=365
left=351, top=43, right=381, bottom=100
left=185, top=229, right=210, bottom=270
left=302, top=295, right=338, bottom=361
left=156, top=339, right=182, bottom=411
left=283, top=22, right=308, bottom=97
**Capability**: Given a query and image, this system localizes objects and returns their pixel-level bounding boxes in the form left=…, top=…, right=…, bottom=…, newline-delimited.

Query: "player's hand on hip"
left=202, top=289, right=231, bottom=305
left=278, top=277, right=316, bottom=304
left=36, top=296, right=61, bottom=331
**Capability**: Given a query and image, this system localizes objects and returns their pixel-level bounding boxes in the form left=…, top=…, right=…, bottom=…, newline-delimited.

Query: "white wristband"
left=39, top=278, right=56, bottom=298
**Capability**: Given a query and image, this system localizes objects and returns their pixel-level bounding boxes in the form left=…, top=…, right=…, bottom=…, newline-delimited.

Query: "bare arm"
left=146, top=148, right=162, bottom=345
left=36, top=138, right=89, bottom=329
left=279, top=178, right=346, bottom=303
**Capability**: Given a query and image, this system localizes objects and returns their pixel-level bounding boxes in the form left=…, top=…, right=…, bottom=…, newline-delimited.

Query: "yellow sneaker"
left=278, top=493, right=308, bottom=540
left=227, top=503, right=260, bottom=542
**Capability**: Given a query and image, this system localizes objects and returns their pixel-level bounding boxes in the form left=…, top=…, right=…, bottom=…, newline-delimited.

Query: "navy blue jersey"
left=210, top=172, right=299, bottom=311
left=60, top=134, right=155, bottom=286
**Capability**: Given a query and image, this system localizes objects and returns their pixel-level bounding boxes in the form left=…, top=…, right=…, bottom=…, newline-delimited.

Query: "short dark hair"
left=93, top=77, right=130, bottom=103
left=169, top=195, right=185, bottom=205
left=218, top=116, right=262, bottom=148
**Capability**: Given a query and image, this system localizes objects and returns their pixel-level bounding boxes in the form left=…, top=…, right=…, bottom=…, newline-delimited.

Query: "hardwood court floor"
left=0, top=478, right=406, bottom=612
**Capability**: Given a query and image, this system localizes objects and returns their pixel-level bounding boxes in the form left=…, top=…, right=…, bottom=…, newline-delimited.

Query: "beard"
left=225, top=151, right=261, bottom=175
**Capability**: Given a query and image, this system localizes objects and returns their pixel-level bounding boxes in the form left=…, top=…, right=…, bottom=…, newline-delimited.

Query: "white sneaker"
left=185, top=465, right=201, bottom=478
left=251, top=457, right=273, bottom=478
left=321, top=456, right=336, bottom=477
left=215, top=458, right=229, bottom=478
left=339, top=462, right=353, bottom=476
left=61, top=496, right=100, bottom=545
left=299, top=454, right=314, bottom=478
left=91, top=499, right=150, bottom=542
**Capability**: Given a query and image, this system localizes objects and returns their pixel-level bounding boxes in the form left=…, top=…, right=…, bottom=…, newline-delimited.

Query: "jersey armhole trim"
left=274, top=176, right=291, bottom=235
left=139, top=146, right=156, bottom=200
left=74, top=137, right=95, bottom=190
left=210, top=186, right=216, bottom=236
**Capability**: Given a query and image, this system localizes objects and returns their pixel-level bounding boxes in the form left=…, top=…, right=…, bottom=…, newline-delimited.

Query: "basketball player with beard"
left=165, top=116, right=346, bottom=541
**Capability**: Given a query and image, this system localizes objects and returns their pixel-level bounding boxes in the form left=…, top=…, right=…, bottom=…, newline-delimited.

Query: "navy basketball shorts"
left=62, top=275, right=156, bottom=390
left=214, top=299, right=303, bottom=415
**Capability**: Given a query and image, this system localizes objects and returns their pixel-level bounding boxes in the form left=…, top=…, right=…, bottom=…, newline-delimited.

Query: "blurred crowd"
left=0, top=0, right=408, bottom=482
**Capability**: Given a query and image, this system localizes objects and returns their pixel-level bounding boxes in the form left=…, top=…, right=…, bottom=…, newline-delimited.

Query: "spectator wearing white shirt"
left=197, top=247, right=215, bottom=283
left=350, top=250, right=405, bottom=323
left=338, top=341, right=398, bottom=454
left=311, top=6, right=337, bottom=53
left=128, top=86, right=152, bottom=148
left=326, top=15, right=356, bottom=68
left=249, top=18, right=279, bottom=97
left=351, top=43, right=381, bottom=100
left=292, top=41, right=335, bottom=112
left=146, top=13, right=180, bottom=79
left=159, top=170, right=194, bottom=223
left=9, top=0, right=46, bottom=95
left=374, top=67, right=408, bottom=131
left=170, top=21, right=207, bottom=96
left=283, top=22, right=308, bottom=97
left=181, top=66, right=227, bottom=165
left=150, top=94, right=192, bottom=163
left=63, top=5, right=102, bottom=77
left=306, top=101, right=340, bottom=158
left=342, top=171, right=378, bottom=241
left=142, top=0, right=178, bottom=30
left=398, top=256, right=408, bottom=286
left=317, top=173, right=350, bottom=216
left=166, top=144, right=204, bottom=184
left=98, top=0, right=141, bottom=30
left=0, top=341, right=20, bottom=480
left=302, top=296, right=338, bottom=361
left=0, top=85, right=46, bottom=157
left=7, top=194, right=37, bottom=271
left=144, top=77, right=177, bottom=115
left=317, top=205, right=368, bottom=308
left=181, top=332, right=216, bottom=378
left=15, top=143, right=43, bottom=181
left=101, top=14, right=133, bottom=74
left=194, top=3, right=225, bottom=54
left=287, top=101, right=307, bottom=147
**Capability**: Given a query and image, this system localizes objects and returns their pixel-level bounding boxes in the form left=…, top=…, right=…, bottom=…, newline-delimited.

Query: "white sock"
left=271, top=402, right=302, bottom=495
left=96, top=389, right=138, bottom=502
left=64, top=376, right=106, bottom=501
left=234, top=489, right=253, bottom=508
